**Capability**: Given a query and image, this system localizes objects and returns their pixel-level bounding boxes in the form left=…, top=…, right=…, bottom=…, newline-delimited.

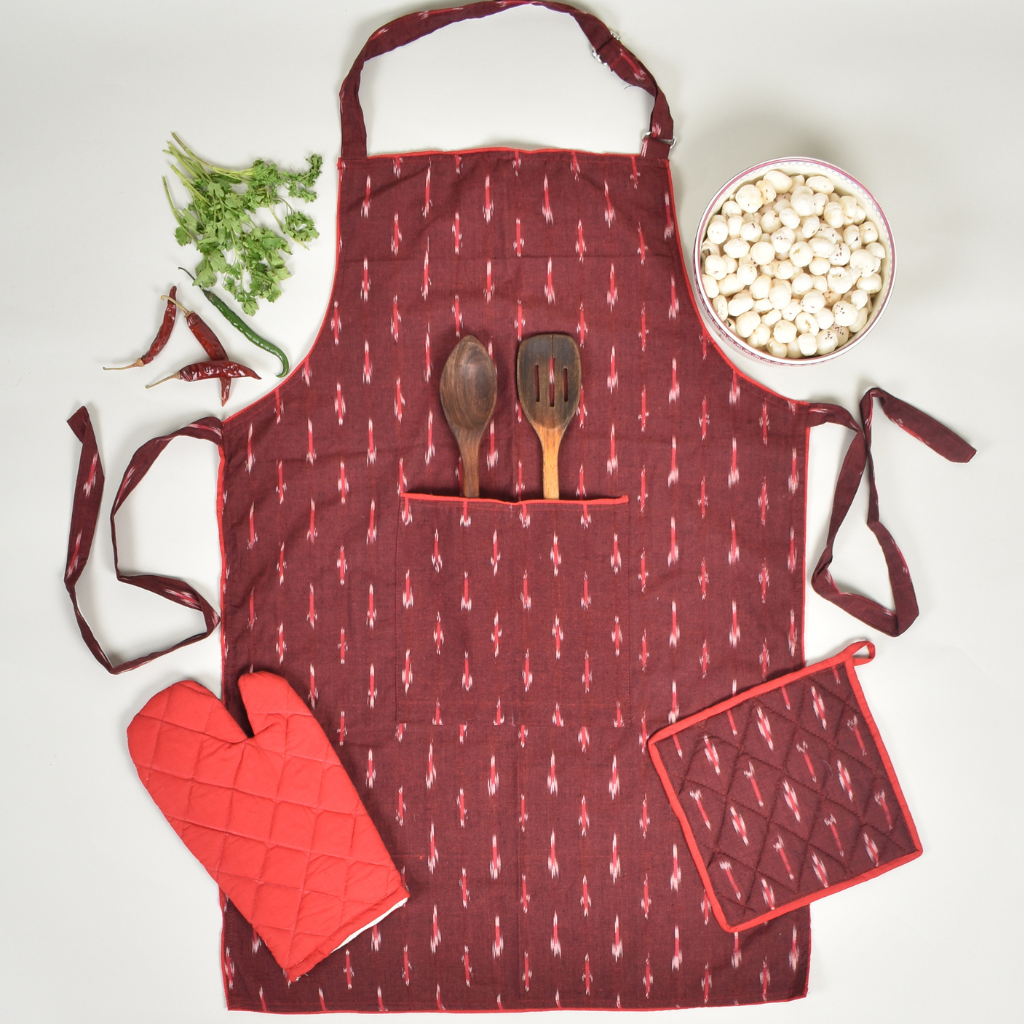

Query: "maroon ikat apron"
left=65, top=1, right=976, bottom=1011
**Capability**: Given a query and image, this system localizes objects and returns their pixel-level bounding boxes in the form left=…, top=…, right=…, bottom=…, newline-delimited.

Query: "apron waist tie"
left=65, top=407, right=224, bottom=674
left=808, top=388, right=975, bottom=636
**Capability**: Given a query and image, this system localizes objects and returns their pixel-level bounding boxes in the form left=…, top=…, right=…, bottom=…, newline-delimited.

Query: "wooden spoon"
left=516, top=333, right=581, bottom=499
left=439, top=336, right=497, bottom=498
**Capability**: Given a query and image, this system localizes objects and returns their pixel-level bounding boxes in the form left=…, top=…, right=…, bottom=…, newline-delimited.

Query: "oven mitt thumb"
left=127, top=672, right=409, bottom=982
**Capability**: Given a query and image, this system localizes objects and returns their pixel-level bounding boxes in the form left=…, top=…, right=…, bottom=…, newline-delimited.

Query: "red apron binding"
left=66, top=2, right=974, bottom=1010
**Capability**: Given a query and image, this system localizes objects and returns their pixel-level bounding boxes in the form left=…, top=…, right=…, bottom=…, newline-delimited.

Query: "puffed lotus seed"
left=809, top=235, right=834, bottom=257
left=795, top=311, right=819, bottom=335
left=790, top=186, right=816, bottom=217
left=773, top=319, right=797, bottom=345
left=789, top=241, right=814, bottom=267
left=719, top=274, right=743, bottom=296
left=768, top=281, right=792, bottom=308
left=707, top=216, right=729, bottom=244
left=827, top=266, right=855, bottom=294
left=764, top=169, right=793, bottom=192
left=705, top=254, right=728, bottom=279
left=816, top=328, right=839, bottom=354
left=736, top=261, right=759, bottom=286
left=797, top=331, right=819, bottom=357
left=800, top=290, right=826, bottom=314
left=858, top=272, right=882, bottom=294
left=829, top=243, right=851, bottom=266
left=728, top=291, right=754, bottom=316
left=801, top=215, right=821, bottom=239
left=771, top=227, right=796, bottom=255
left=740, top=218, right=762, bottom=242
left=823, top=202, right=844, bottom=228
left=848, top=248, right=878, bottom=275
left=779, top=207, right=802, bottom=229
left=735, top=309, right=761, bottom=337
left=791, top=272, right=814, bottom=296
left=832, top=300, right=857, bottom=326
left=750, top=274, right=772, bottom=300
left=750, top=323, right=772, bottom=347
left=702, top=168, right=888, bottom=358
left=736, top=183, right=764, bottom=212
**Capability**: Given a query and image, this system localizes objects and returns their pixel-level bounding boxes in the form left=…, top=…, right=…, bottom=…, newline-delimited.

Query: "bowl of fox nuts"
left=693, top=158, right=895, bottom=364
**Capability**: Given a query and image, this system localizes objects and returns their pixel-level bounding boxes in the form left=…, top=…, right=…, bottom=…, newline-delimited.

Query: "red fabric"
left=127, top=672, right=408, bottom=982
left=64, top=1, right=973, bottom=1011
left=649, top=642, right=922, bottom=932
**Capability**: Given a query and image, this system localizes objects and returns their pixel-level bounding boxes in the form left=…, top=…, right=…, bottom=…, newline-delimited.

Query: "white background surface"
left=1, top=1, right=1021, bottom=1020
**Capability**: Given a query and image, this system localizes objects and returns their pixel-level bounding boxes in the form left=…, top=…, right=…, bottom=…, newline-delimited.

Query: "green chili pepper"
left=180, top=268, right=289, bottom=377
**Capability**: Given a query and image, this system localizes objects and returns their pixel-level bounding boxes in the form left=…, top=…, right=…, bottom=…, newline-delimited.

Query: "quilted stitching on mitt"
left=127, top=672, right=409, bottom=981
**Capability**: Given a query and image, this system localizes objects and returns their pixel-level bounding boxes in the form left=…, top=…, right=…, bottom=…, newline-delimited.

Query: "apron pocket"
left=393, top=494, right=631, bottom=726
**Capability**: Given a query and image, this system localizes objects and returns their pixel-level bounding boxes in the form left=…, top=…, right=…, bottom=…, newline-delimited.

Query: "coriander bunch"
left=164, top=133, right=323, bottom=314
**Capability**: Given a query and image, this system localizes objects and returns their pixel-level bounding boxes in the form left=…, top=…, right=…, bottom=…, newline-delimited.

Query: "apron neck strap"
left=340, top=1, right=674, bottom=160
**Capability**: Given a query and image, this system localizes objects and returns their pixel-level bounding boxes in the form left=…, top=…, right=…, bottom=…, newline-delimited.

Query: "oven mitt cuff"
left=127, top=672, right=408, bottom=982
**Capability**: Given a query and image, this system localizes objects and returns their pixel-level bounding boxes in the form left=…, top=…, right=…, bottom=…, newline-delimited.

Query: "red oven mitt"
left=649, top=642, right=921, bottom=932
left=127, top=672, right=408, bottom=981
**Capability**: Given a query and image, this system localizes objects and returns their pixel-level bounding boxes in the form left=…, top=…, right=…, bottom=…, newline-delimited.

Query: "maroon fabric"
left=65, top=407, right=223, bottom=673
left=808, top=394, right=975, bottom=636
left=649, top=642, right=923, bottom=932
left=63, top=1, right=974, bottom=1011
left=215, top=3, right=816, bottom=1008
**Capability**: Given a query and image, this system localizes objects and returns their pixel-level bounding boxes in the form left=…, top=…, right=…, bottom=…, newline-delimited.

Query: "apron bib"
left=65, top=1, right=975, bottom=1011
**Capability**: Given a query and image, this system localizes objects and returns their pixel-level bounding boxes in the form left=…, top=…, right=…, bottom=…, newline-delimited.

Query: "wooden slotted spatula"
left=516, top=333, right=581, bottom=499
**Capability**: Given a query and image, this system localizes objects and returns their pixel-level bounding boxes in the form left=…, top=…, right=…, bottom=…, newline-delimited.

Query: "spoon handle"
left=458, top=430, right=482, bottom=498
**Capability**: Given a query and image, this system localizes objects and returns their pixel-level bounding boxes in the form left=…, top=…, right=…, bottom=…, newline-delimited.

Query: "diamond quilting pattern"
left=649, top=644, right=922, bottom=931
left=128, top=673, right=409, bottom=982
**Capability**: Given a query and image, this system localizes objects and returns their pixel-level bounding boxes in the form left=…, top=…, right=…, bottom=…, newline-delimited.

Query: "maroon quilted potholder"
left=648, top=642, right=921, bottom=932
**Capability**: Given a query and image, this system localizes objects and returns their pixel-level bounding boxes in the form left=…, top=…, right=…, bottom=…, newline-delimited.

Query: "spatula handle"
left=542, top=436, right=560, bottom=500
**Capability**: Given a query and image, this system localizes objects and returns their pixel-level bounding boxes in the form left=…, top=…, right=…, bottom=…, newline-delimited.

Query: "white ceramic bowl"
left=692, top=157, right=896, bottom=365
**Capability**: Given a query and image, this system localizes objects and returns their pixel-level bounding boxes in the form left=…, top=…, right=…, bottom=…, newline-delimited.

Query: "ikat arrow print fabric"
left=63, top=1, right=974, bottom=1012
left=213, top=5, right=816, bottom=1006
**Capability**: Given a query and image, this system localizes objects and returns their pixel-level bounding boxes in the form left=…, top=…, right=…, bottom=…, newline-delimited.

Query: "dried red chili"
left=163, top=294, right=233, bottom=405
left=146, top=360, right=260, bottom=401
left=105, top=286, right=178, bottom=369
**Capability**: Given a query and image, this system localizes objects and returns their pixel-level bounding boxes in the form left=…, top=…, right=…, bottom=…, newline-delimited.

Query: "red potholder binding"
left=648, top=642, right=921, bottom=932
left=127, top=672, right=409, bottom=982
